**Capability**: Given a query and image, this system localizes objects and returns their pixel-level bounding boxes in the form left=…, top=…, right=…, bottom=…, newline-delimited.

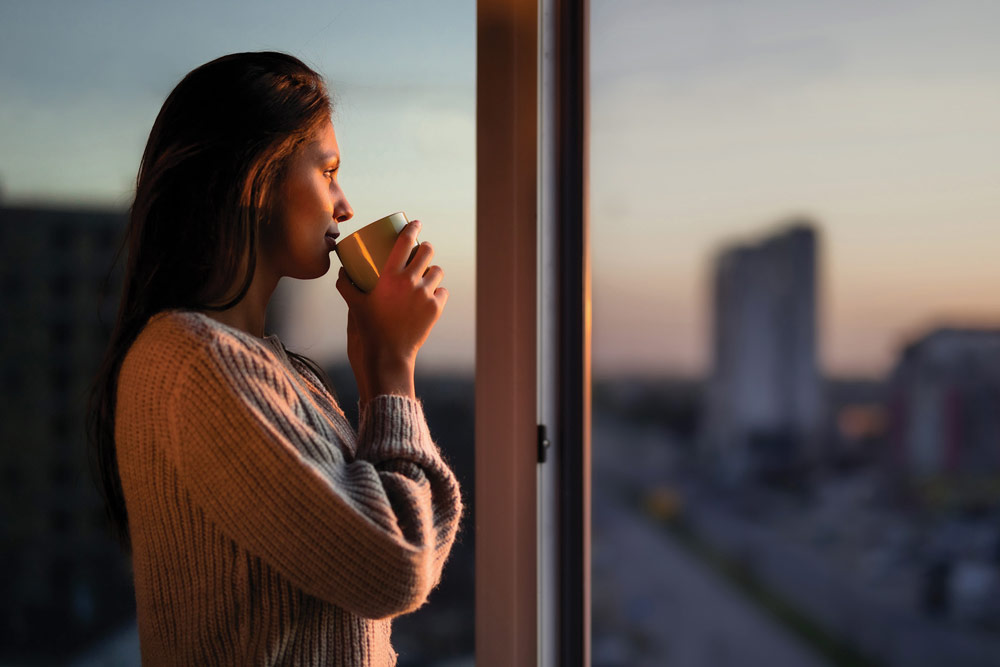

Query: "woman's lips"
left=325, top=233, right=339, bottom=251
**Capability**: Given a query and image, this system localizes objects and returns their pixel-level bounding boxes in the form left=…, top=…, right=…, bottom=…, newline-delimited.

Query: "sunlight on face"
left=266, top=119, right=354, bottom=281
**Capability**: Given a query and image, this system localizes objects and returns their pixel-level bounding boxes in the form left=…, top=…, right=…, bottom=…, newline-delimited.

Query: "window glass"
left=0, top=2, right=475, bottom=663
left=591, top=2, right=1000, bottom=665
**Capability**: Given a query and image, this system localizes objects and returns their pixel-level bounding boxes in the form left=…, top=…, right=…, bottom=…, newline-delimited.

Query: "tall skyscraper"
left=704, top=222, right=825, bottom=480
left=0, top=205, right=134, bottom=657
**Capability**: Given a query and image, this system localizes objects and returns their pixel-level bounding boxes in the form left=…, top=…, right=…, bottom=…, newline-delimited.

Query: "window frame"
left=476, top=1, right=590, bottom=665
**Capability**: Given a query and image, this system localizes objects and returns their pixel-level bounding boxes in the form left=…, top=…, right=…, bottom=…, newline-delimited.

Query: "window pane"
left=0, top=3, right=475, bottom=664
left=591, top=2, right=1000, bottom=665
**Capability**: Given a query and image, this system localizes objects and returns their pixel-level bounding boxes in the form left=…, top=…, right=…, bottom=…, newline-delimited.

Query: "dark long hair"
left=87, top=52, right=336, bottom=552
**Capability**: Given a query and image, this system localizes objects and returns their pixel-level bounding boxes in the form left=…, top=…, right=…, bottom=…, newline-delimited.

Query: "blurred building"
left=0, top=205, right=134, bottom=658
left=704, top=222, right=825, bottom=480
left=887, top=328, right=1000, bottom=500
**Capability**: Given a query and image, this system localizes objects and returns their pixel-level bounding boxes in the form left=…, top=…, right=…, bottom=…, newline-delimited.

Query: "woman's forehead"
left=306, top=119, right=339, bottom=160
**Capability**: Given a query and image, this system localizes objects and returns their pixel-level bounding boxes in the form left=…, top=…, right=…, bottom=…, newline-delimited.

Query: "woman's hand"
left=336, top=220, right=448, bottom=406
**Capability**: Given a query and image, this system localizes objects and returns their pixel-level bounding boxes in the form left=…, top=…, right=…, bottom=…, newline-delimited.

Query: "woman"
left=86, top=51, right=463, bottom=666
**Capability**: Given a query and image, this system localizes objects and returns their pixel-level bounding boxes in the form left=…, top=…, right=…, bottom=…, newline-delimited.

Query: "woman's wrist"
left=364, top=352, right=416, bottom=402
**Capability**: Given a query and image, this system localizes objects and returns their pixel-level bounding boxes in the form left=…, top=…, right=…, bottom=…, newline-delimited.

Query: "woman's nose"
left=335, top=194, right=354, bottom=224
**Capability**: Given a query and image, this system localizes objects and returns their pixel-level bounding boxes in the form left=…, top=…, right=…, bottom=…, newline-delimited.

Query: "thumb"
left=335, top=267, right=363, bottom=306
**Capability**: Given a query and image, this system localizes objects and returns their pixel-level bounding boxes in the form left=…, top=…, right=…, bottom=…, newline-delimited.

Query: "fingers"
left=385, top=219, right=422, bottom=273
left=408, top=241, right=435, bottom=278
left=406, top=244, right=420, bottom=267
left=422, top=264, right=444, bottom=293
left=434, top=286, right=449, bottom=309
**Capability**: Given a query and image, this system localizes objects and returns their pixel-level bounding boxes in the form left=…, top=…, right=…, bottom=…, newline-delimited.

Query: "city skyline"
left=2, top=0, right=999, bottom=376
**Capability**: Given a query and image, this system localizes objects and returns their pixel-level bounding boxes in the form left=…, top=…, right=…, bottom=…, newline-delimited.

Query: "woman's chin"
left=290, top=255, right=331, bottom=280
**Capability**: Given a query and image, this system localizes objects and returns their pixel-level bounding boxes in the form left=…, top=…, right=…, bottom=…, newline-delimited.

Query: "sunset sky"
left=2, top=0, right=998, bottom=378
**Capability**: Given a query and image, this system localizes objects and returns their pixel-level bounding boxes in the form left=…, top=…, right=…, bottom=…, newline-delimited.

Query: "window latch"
left=537, top=424, right=551, bottom=463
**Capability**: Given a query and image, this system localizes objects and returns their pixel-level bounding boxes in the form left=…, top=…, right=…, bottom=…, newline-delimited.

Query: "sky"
left=0, top=0, right=476, bottom=371
left=590, top=0, right=1000, bottom=377
left=2, top=0, right=999, bottom=378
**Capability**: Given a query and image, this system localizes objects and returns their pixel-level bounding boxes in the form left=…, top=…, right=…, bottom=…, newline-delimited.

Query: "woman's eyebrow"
left=318, top=151, right=340, bottom=167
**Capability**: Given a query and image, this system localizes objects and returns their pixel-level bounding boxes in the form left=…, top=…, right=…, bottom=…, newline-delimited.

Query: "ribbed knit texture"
left=115, top=310, right=463, bottom=666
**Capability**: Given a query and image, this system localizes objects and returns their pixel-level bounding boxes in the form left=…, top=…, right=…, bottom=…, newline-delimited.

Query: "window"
left=589, top=2, right=1000, bottom=665
left=1, top=2, right=478, bottom=664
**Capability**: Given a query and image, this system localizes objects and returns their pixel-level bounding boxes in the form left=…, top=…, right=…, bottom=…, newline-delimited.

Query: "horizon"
left=5, top=197, right=994, bottom=384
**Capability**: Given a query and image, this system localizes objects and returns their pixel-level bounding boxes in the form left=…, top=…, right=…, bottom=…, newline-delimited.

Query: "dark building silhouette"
left=0, top=205, right=134, bottom=658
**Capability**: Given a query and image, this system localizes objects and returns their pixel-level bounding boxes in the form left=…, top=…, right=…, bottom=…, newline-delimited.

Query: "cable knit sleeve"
left=164, top=332, right=463, bottom=620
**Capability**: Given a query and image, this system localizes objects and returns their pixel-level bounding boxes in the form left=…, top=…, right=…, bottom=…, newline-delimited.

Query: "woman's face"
left=266, top=118, right=354, bottom=280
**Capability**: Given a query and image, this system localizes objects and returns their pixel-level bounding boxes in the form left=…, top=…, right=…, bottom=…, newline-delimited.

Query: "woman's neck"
left=200, top=262, right=279, bottom=339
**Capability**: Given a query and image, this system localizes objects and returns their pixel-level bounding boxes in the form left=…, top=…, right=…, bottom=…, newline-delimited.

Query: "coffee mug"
left=334, top=211, right=414, bottom=293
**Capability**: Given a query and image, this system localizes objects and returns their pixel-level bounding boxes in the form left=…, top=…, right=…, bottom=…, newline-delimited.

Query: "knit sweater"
left=115, top=309, right=463, bottom=666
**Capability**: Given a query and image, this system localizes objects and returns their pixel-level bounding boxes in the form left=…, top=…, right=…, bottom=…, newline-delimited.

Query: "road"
left=593, top=417, right=829, bottom=667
